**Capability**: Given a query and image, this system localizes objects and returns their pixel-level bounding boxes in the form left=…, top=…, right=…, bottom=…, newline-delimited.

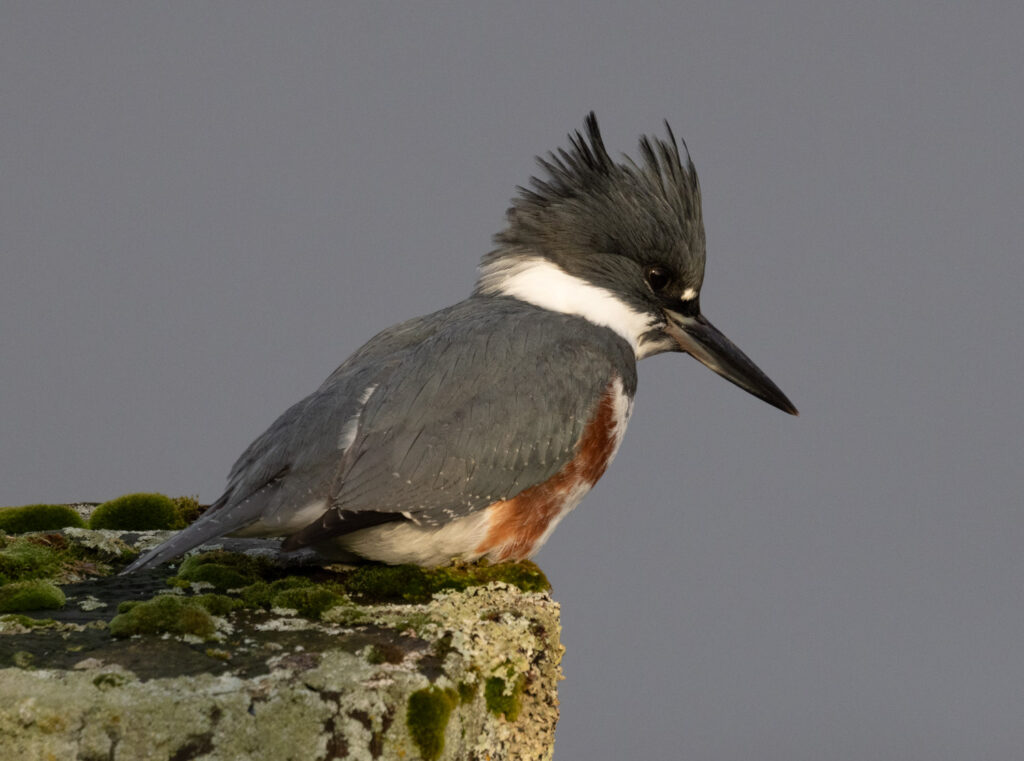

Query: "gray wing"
left=310, top=300, right=637, bottom=530
left=123, top=312, right=446, bottom=572
left=124, top=298, right=635, bottom=571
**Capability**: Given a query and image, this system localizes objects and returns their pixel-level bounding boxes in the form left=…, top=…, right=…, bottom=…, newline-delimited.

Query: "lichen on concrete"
left=0, top=516, right=563, bottom=760
left=62, top=526, right=143, bottom=558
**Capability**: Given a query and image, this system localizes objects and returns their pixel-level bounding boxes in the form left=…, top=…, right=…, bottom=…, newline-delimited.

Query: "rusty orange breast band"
left=477, top=379, right=624, bottom=561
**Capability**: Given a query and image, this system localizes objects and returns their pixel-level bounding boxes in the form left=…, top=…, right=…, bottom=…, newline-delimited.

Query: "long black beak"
left=664, top=310, right=798, bottom=415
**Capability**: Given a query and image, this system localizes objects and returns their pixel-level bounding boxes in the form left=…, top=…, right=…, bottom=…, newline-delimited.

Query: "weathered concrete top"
left=0, top=516, right=563, bottom=761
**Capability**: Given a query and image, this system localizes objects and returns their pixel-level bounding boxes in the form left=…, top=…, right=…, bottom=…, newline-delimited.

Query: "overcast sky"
left=3, top=3, right=1023, bottom=759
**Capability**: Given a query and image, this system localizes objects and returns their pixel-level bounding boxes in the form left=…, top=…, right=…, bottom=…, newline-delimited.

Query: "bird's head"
left=476, top=113, right=797, bottom=415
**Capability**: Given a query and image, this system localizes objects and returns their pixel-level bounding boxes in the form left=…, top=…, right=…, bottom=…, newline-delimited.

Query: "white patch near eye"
left=681, top=287, right=698, bottom=301
left=477, top=256, right=654, bottom=356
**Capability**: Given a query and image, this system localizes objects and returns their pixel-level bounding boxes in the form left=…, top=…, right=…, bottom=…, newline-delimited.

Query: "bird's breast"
left=335, top=376, right=633, bottom=566
left=475, top=375, right=633, bottom=561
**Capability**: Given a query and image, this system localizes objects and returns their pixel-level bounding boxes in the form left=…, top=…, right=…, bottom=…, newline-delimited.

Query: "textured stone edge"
left=0, top=582, right=562, bottom=761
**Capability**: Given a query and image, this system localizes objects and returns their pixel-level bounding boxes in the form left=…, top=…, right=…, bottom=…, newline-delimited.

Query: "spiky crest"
left=487, top=113, right=706, bottom=290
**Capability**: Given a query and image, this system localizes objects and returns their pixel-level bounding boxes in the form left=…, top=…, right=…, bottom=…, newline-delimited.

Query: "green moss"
left=193, top=593, right=243, bottom=616
left=467, top=560, right=551, bottom=594
left=220, top=575, right=345, bottom=619
left=364, top=643, right=406, bottom=665
left=484, top=675, right=525, bottom=721
left=392, top=612, right=438, bottom=634
left=0, top=531, right=135, bottom=584
left=0, top=613, right=57, bottom=629
left=406, top=686, right=458, bottom=761
left=12, top=651, right=35, bottom=668
left=0, top=538, right=62, bottom=584
left=163, top=551, right=548, bottom=617
left=234, top=579, right=274, bottom=607
left=320, top=601, right=371, bottom=627
left=108, top=594, right=216, bottom=640
left=89, top=493, right=183, bottom=531
left=175, top=563, right=252, bottom=590
left=171, top=495, right=204, bottom=525
left=92, top=672, right=129, bottom=689
left=172, top=550, right=273, bottom=591
left=0, top=580, right=66, bottom=612
left=160, top=561, right=347, bottom=620
left=237, top=576, right=311, bottom=608
left=344, top=560, right=550, bottom=604
left=457, top=681, right=477, bottom=704
left=270, top=585, right=345, bottom=618
left=345, top=564, right=434, bottom=602
left=431, top=632, right=455, bottom=660
left=0, top=504, right=85, bottom=534
left=120, top=592, right=240, bottom=618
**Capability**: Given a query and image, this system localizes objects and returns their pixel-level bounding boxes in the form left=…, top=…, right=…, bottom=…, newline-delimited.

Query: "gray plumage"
left=489, top=113, right=706, bottom=316
left=125, top=112, right=796, bottom=573
left=125, top=298, right=635, bottom=571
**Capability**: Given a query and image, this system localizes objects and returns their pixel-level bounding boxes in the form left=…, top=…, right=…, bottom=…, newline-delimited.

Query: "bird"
left=124, top=113, right=797, bottom=573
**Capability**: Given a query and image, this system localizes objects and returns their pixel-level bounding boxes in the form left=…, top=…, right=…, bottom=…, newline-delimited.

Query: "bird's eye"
left=645, top=265, right=671, bottom=293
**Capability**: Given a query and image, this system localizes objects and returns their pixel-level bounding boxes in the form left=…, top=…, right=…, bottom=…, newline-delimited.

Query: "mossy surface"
left=235, top=576, right=309, bottom=607
left=89, top=493, right=183, bottom=531
left=0, top=531, right=140, bottom=589
left=269, top=585, right=345, bottom=618
left=1, top=613, right=56, bottom=628
left=172, top=550, right=274, bottom=591
left=0, top=504, right=85, bottom=534
left=457, top=681, right=477, bottom=704
left=0, top=531, right=564, bottom=761
left=171, top=495, right=204, bottom=525
left=108, top=594, right=216, bottom=639
left=406, top=686, right=458, bottom=761
left=484, top=675, right=526, bottom=721
left=364, top=642, right=407, bottom=665
left=167, top=554, right=352, bottom=620
left=192, top=593, right=243, bottom=616
left=0, top=536, right=62, bottom=584
left=164, top=551, right=548, bottom=623
left=0, top=579, right=66, bottom=612
left=344, top=560, right=550, bottom=604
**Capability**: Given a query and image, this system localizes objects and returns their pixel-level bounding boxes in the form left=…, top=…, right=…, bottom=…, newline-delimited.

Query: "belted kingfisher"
left=125, top=114, right=796, bottom=573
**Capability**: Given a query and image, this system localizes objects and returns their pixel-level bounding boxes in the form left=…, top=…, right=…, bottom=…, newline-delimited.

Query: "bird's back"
left=125, top=295, right=636, bottom=571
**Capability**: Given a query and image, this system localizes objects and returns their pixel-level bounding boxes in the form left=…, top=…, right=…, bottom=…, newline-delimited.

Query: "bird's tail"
left=121, top=494, right=240, bottom=574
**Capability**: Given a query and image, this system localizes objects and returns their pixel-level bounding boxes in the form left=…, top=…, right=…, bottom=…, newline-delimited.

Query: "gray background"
left=3, top=3, right=1022, bottom=759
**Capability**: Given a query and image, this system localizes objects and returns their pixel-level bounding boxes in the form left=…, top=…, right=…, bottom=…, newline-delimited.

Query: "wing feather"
left=327, top=300, right=637, bottom=528
left=124, top=297, right=636, bottom=571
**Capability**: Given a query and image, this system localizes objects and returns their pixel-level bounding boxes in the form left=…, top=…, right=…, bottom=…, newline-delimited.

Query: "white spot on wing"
left=338, top=383, right=378, bottom=451
left=357, top=384, right=378, bottom=405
